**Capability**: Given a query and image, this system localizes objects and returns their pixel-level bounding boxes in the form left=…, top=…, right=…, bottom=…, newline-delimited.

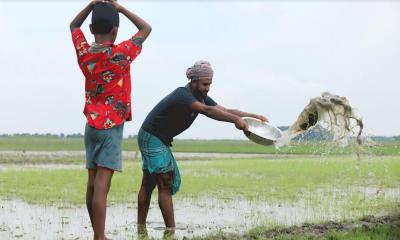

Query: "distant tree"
left=66, top=133, right=84, bottom=138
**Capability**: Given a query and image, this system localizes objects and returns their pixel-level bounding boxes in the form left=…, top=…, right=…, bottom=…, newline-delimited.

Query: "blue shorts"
left=84, top=123, right=124, bottom=172
left=138, top=128, right=181, bottom=195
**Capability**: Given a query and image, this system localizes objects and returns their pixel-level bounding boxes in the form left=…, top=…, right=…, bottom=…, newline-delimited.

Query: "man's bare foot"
left=137, top=224, right=148, bottom=238
left=163, top=227, right=175, bottom=239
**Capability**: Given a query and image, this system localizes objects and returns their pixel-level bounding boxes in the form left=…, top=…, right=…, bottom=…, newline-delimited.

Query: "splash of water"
left=275, top=92, right=364, bottom=148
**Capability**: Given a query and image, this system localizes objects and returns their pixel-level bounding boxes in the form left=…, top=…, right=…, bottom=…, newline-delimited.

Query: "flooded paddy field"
left=0, top=152, right=399, bottom=239
left=1, top=136, right=399, bottom=155
left=1, top=190, right=399, bottom=240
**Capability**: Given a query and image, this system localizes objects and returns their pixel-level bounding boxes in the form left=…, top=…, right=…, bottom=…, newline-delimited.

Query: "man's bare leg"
left=137, top=170, right=156, bottom=224
left=86, top=169, right=97, bottom=229
left=156, top=172, right=175, bottom=228
left=92, top=166, right=114, bottom=240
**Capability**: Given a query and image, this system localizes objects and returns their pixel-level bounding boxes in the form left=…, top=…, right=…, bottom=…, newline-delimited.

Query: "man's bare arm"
left=70, top=0, right=102, bottom=32
left=216, top=105, right=269, bottom=122
left=107, top=0, right=152, bottom=44
left=190, top=102, right=248, bottom=130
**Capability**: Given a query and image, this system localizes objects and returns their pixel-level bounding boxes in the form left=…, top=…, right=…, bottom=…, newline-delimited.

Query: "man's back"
left=72, top=29, right=143, bottom=129
left=141, top=85, right=217, bottom=146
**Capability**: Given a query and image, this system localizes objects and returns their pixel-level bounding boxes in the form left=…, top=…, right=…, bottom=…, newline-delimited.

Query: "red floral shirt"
left=72, top=28, right=142, bottom=129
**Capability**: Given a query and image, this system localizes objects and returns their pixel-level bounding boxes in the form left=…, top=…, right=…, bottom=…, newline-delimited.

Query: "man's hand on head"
left=70, top=0, right=105, bottom=32
left=104, top=0, right=122, bottom=11
left=91, top=0, right=105, bottom=7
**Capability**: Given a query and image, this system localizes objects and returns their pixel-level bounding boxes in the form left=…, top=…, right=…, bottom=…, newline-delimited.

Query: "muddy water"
left=1, top=187, right=399, bottom=240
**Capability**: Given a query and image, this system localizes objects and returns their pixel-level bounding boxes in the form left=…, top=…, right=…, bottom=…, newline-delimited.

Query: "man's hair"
left=91, top=2, right=119, bottom=34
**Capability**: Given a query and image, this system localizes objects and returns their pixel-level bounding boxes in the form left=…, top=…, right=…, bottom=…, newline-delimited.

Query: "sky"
left=0, top=0, right=399, bottom=139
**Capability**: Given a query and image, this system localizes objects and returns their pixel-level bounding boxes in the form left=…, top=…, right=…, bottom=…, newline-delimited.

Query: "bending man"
left=137, top=60, right=268, bottom=230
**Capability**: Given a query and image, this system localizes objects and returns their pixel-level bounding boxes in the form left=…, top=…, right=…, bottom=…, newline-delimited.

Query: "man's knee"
left=138, top=191, right=149, bottom=205
left=87, top=182, right=95, bottom=193
left=87, top=169, right=96, bottom=192
left=145, top=184, right=156, bottom=197
left=94, top=167, right=114, bottom=190
left=87, top=177, right=95, bottom=191
left=140, top=171, right=156, bottom=195
left=156, top=172, right=173, bottom=191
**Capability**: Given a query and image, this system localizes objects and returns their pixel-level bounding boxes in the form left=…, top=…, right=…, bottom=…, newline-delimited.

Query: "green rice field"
left=0, top=136, right=399, bottom=155
left=0, top=136, right=399, bottom=239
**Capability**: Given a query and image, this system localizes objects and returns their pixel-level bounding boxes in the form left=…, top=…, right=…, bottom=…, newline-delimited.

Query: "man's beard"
left=194, top=90, right=207, bottom=100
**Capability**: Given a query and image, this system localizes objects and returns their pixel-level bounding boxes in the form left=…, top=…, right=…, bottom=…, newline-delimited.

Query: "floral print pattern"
left=72, top=28, right=142, bottom=129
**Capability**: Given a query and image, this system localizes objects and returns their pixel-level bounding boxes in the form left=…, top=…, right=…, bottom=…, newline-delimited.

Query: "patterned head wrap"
left=186, top=60, right=214, bottom=80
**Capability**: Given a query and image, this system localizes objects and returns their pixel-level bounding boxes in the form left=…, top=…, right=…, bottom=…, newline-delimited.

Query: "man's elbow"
left=146, top=25, right=152, bottom=33
left=143, top=24, right=152, bottom=36
left=69, top=23, right=78, bottom=32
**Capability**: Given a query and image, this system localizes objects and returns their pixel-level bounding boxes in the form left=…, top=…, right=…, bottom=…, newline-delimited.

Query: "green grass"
left=322, top=225, right=400, bottom=240
left=1, top=156, right=399, bottom=207
left=279, top=219, right=400, bottom=240
left=191, top=214, right=400, bottom=240
left=0, top=136, right=399, bottom=155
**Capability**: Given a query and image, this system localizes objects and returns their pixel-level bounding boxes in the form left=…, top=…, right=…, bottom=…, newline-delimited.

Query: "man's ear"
left=89, top=24, right=94, bottom=34
left=190, top=79, right=197, bottom=88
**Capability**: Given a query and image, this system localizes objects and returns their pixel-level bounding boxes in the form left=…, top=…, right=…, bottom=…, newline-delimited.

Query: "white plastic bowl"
left=242, top=117, right=282, bottom=146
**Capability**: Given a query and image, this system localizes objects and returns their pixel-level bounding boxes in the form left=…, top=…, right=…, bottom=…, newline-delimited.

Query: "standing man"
left=70, top=1, right=151, bottom=239
left=137, top=60, right=268, bottom=231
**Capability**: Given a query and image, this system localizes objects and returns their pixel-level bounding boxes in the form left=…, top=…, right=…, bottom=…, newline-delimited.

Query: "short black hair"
left=91, top=2, right=119, bottom=34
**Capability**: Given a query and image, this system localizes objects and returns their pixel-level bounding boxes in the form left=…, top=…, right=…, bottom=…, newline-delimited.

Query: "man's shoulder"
left=114, top=36, right=142, bottom=57
left=174, top=86, right=189, bottom=92
left=170, top=86, right=193, bottom=97
left=158, top=86, right=195, bottom=105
